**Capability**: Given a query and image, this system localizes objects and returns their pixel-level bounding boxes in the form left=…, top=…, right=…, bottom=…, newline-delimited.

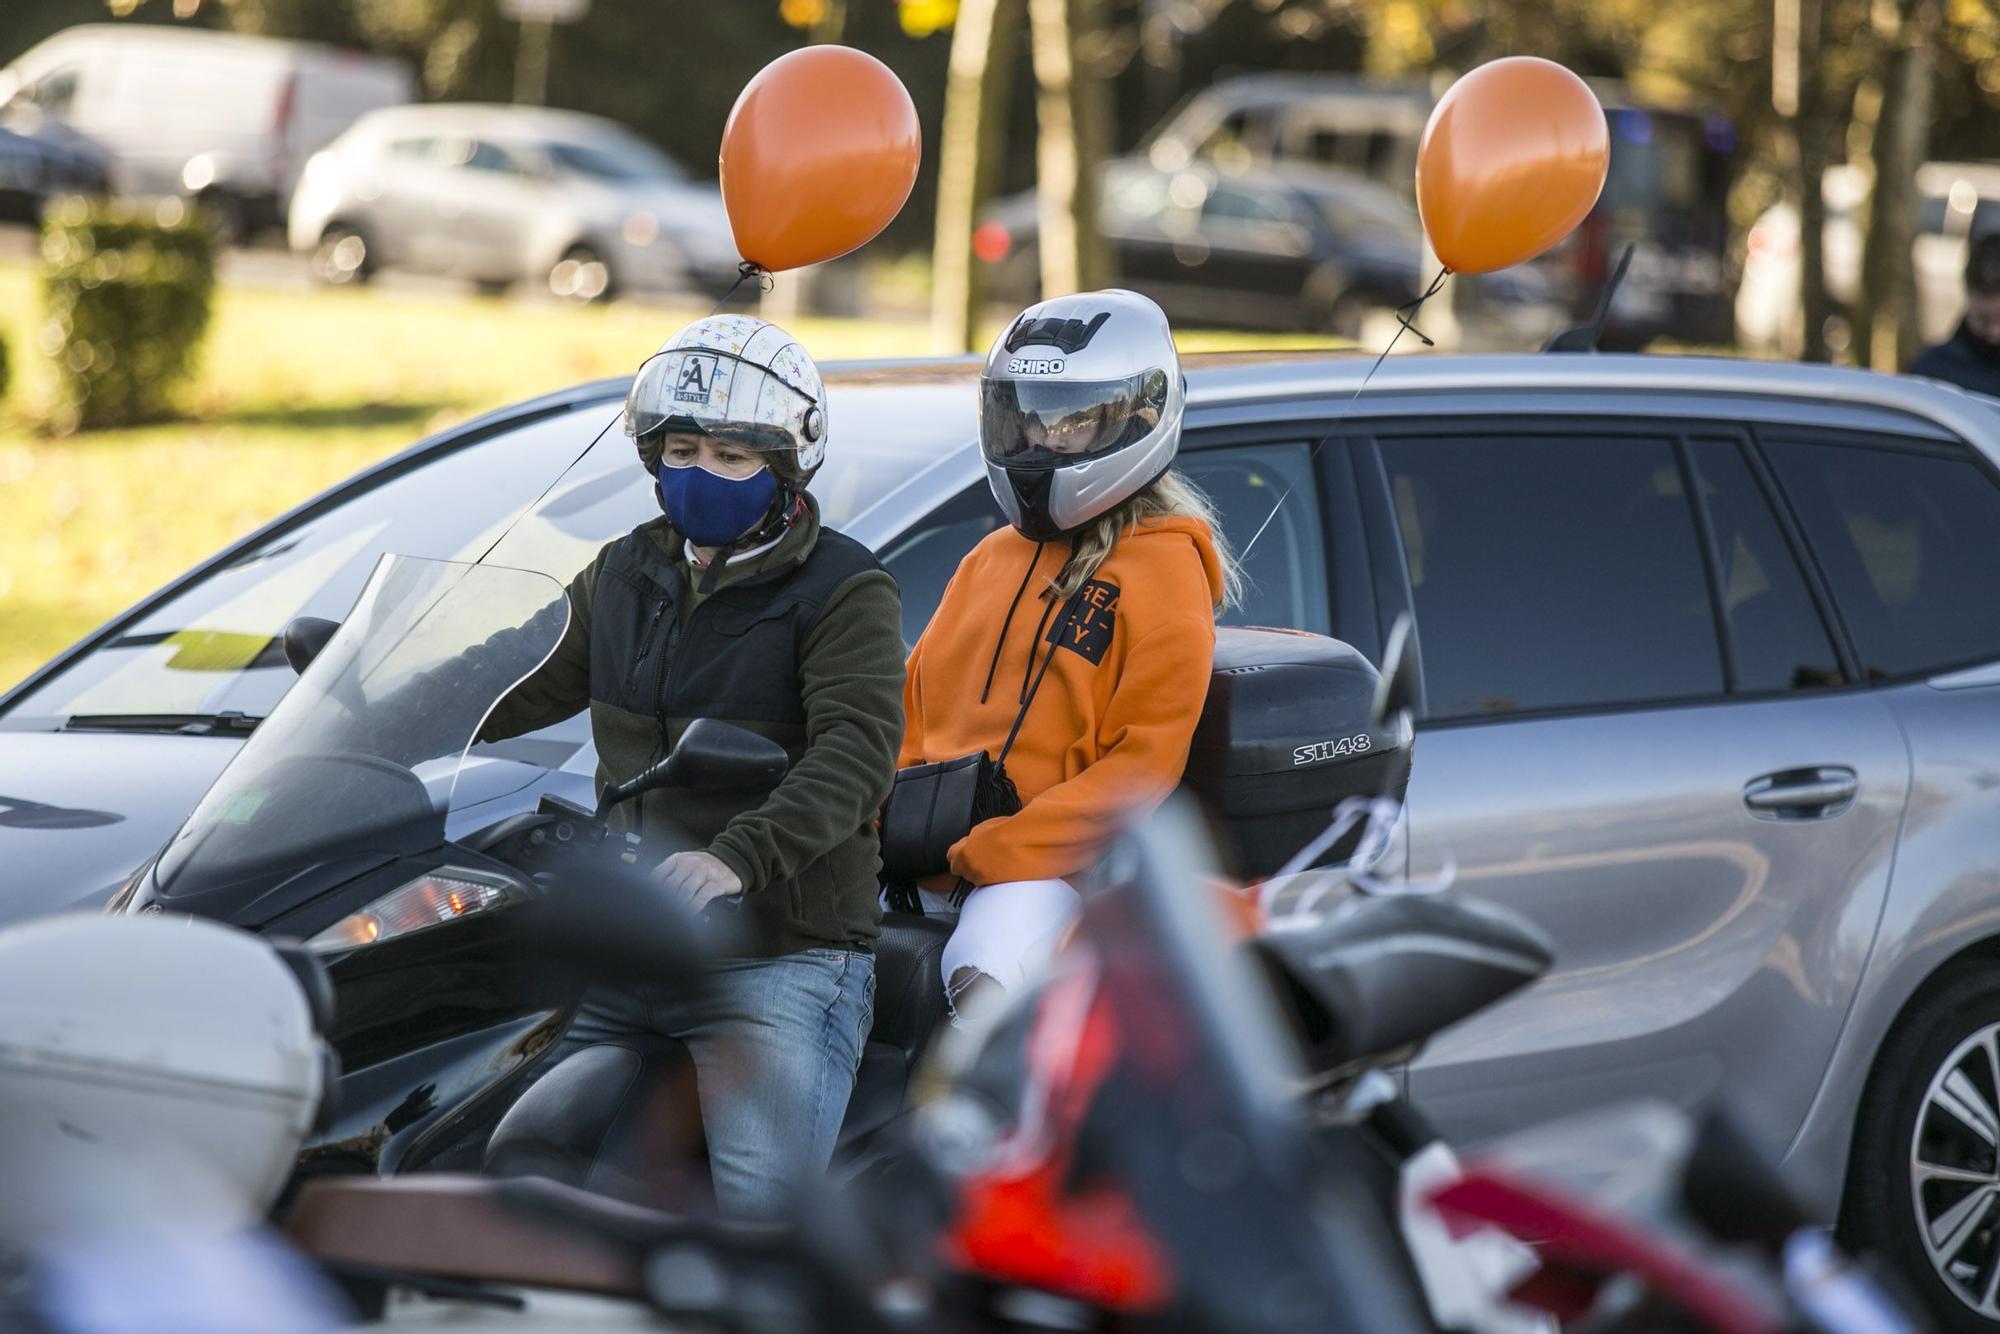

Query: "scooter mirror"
left=1372, top=614, right=1422, bottom=727
left=653, top=719, right=789, bottom=792
left=599, top=719, right=790, bottom=815
left=283, top=616, right=341, bottom=676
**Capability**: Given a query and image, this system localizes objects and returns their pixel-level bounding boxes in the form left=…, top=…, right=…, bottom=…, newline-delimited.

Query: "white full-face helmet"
left=979, top=289, right=1185, bottom=541
left=623, top=314, right=827, bottom=489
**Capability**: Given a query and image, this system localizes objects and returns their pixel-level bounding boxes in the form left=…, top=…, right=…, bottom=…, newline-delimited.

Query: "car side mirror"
left=1372, top=614, right=1422, bottom=727
left=283, top=616, right=341, bottom=676
left=597, top=719, right=788, bottom=816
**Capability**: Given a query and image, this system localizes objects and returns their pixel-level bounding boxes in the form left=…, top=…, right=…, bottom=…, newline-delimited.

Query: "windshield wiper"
left=61, top=711, right=264, bottom=737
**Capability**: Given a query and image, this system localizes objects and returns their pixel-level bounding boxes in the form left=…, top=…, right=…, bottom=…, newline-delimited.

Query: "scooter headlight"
left=307, top=869, right=519, bottom=954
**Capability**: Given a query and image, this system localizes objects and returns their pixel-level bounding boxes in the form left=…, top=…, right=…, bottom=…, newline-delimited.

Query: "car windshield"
left=1307, top=184, right=1415, bottom=236
left=153, top=557, right=567, bottom=900
left=544, top=134, right=684, bottom=184
left=2, top=400, right=631, bottom=730
left=2, top=379, right=976, bottom=732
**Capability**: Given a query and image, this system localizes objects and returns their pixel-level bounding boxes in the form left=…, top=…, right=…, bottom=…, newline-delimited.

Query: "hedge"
left=39, top=196, right=216, bottom=433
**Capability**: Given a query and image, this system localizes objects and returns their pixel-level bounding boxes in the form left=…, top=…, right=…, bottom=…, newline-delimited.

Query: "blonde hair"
left=1045, top=469, right=1245, bottom=610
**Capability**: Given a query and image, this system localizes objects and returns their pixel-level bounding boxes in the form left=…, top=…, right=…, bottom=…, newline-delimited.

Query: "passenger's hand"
left=652, top=850, right=744, bottom=912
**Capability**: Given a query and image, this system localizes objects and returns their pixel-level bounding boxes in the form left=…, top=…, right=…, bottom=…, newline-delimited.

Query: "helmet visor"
left=624, top=346, right=820, bottom=454
left=979, top=370, right=1171, bottom=470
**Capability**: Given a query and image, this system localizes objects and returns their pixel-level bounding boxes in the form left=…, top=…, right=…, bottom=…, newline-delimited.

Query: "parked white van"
left=0, top=25, right=411, bottom=238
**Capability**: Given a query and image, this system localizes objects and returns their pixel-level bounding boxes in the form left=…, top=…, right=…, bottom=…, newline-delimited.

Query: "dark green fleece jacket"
left=481, top=499, right=904, bottom=955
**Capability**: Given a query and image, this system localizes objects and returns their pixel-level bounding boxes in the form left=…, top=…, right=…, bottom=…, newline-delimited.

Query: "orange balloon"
left=1415, top=57, right=1610, bottom=275
left=719, top=46, right=922, bottom=273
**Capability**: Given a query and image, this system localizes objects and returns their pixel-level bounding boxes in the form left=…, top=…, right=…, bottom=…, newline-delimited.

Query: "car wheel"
left=311, top=224, right=374, bottom=287
left=1843, top=960, right=2000, bottom=1331
left=474, top=276, right=511, bottom=299
left=549, top=245, right=614, bottom=303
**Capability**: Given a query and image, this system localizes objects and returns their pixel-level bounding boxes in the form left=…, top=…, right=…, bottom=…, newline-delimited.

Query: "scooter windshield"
left=153, top=556, right=569, bottom=899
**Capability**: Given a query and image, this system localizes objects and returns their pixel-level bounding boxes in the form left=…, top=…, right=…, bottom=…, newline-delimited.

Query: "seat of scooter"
left=285, top=1172, right=665, bottom=1298
left=479, top=910, right=950, bottom=1198
left=838, top=910, right=951, bottom=1146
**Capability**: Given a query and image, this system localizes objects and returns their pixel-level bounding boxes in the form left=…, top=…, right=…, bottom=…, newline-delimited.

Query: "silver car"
left=8, top=352, right=2000, bottom=1327
left=287, top=103, right=742, bottom=300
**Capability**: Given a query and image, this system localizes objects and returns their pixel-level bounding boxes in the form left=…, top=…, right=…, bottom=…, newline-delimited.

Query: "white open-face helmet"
left=979, top=288, right=1185, bottom=541
left=624, top=314, right=827, bottom=487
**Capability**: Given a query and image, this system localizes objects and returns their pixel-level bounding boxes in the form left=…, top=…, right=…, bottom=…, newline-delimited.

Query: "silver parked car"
left=8, top=352, right=2000, bottom=1327
left=287, top=103, right=742, bottom=301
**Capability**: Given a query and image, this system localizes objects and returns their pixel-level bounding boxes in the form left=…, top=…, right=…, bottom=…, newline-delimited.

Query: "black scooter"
left=107, top=549, right=1429, bottom=1197
left=104, top=553, right=942, bottom=1185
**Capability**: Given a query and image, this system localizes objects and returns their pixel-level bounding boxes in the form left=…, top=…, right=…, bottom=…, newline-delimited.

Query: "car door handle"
left=1744, top=767, right=1859, bottom=819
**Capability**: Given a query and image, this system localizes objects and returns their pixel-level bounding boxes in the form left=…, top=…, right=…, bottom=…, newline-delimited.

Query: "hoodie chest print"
left=1050, top=579, right=1118, bottom=665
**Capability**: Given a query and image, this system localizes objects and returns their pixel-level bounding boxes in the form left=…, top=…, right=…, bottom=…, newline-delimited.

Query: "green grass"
left=0, top=259, right=1341, bottom=691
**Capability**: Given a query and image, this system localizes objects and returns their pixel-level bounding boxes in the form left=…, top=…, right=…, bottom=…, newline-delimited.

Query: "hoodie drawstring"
left=979, top=541, right=1043, bottom=705
left=1021, top=537, right=1086, bottom=702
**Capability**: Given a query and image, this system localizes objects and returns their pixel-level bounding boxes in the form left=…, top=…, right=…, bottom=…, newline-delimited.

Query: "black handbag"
left=881, top=587, right=1082, bottom=911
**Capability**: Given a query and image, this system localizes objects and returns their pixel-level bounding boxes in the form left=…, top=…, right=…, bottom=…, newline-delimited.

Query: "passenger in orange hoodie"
left=896, top=290, right=1241, bottom=1022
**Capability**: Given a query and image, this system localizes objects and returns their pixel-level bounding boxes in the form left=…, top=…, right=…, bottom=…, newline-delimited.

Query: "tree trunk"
left=930, top=0, right=1025, bottom=353
left=1857, top=0, right=1940, bottom=370
left=1794, top=0, right=1835, bottom=362
left=1028, top=0, right=1112, bottom=298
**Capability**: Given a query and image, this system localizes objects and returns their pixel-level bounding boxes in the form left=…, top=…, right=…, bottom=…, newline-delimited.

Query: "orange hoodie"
left=899, top=516, right=1225, bottom=886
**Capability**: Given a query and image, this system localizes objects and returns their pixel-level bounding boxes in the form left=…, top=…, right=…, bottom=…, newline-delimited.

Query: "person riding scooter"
left=884, top=289, right=1241, bottom=1026
left=473, top=315, right=906, bottom=1220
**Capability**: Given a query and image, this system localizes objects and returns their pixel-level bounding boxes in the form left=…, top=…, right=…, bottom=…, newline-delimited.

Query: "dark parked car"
left=11, top=353, right=2000, bottom=1328
left=977, top=159, right=1426, bottom=336
left=0, top=110, right=107, bottom=222
left=1140, top=73, right=1738, bottom=349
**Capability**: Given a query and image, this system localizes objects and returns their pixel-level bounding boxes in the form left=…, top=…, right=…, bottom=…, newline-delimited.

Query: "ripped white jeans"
left=917, top=879, right=1081, bottom=1024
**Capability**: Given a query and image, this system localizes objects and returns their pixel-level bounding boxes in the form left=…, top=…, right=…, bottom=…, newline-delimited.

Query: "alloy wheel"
left=1912, top=1021, right=2000, bottom=1319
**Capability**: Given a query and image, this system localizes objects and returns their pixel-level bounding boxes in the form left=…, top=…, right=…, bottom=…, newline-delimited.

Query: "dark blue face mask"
left=654, top=460, right=779, bottom=547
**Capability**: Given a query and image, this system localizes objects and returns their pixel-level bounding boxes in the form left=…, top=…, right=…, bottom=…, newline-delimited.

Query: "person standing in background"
left=1909, top=233, right=2000, bottom=398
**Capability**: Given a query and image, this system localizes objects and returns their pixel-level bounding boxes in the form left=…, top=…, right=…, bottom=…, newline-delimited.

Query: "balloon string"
left=1240, top=265, right=1451, bottom=562
left=710, top=261, right=772, bottom=315
left=1393, top=266, right=1451, bottom=348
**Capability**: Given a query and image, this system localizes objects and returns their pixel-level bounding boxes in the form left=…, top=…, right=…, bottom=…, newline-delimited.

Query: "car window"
left=28, top=66, right=79, bottom=115
left=463, top=139, right=527, bottom=175
left=388, top=136, right=442, bottom=161
left=1198, top=108, right=1251, bottom=158
left=1685, top=438, right=1846, bottom=692
left=1975, top=199, right=2000, bottom=240
left=1764, top=437, right=2000, bottom=678
left=1181, top=442, right=1330, bottom=635
left=878, top=485, right=1006, bottom=650
left=1313, top=190, right=1414, bottom=237
left=877, top=440, right=1332, bottom=650
left=3, top=403, right=620, bottom=728
left=1919, top=193, right=1952, bottom=235
left=1380, top=433, right=1723, bottom=720
left=1288, top=122, right=1402, bottom=175
left=545, top=137, right=680, bottom=184
left=1202, top=184, right=1293, bottom=227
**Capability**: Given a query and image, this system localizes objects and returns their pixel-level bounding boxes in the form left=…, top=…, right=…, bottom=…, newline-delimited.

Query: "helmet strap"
left=732, top=488, right=806, bottom=553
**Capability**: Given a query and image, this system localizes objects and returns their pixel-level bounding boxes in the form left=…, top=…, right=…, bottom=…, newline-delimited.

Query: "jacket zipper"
left=627, top=599, right=668, bottom=696
left=660, top=594, right=707, bottom=715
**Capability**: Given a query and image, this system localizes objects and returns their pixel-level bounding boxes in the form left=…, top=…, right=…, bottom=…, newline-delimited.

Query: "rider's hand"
left=652, top=850, right=744, bottom=911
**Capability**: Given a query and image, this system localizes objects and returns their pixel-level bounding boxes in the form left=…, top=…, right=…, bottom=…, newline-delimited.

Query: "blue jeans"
left=557, top=947, right=875, bottom=1221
